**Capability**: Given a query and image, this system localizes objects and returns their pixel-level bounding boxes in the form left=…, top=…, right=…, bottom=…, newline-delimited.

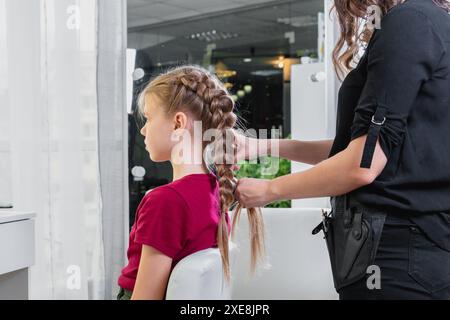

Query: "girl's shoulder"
left=167, top=173, right=218, bottom=196
left=137, top=185, right=189, bottom=223
left=140, top=173, right=219, bottom=217
left=143, top=184, right=187, bottom=206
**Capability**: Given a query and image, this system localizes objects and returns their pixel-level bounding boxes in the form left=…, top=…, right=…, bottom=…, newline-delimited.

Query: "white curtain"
left=97, top=0, right=129, bottom=300
left=0, top=0, right=110, bottom=299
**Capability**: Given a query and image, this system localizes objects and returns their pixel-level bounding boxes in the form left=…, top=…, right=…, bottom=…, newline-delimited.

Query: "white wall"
left=324, top=0, right=342, bottom=139
left=0, top=0, right=12, bottom=206
left=287, top=0, right=341, bottom=209
left=290, top=62, right=330, bottom=209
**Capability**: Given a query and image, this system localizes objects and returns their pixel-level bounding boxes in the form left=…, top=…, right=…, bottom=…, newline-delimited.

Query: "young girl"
left=117, top=65, right=265, bottom=300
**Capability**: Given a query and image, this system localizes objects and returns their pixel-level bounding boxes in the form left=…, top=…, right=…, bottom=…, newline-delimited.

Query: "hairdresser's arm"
left=131, top=245, right=172, bottom=300
left=236, top=133, right=333, bottom=165
left=235, top=134, right=387, bottom=208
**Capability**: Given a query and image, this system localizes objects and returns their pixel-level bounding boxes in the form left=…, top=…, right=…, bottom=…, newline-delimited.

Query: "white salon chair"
left=166, top=242, right=237, bottom=300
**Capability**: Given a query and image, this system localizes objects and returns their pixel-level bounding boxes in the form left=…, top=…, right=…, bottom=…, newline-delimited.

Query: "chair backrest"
left=165, top=243, right=236, bottom=300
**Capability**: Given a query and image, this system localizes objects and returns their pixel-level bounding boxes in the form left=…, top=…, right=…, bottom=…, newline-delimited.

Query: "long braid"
left=194, top=71, right=265, bottom=279
left=199, top=76, right=236, bottom=282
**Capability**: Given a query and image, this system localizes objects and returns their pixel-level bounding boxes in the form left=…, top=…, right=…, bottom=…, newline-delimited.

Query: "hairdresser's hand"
left=211, top=129, right=246, bottom=170
left=234, top=130, right=251, bottom=162
left=213, top=129, right=254, bottom=162
left=234, top=130, right=263, bottom=162
left=235, top=178, right=277, bottom=208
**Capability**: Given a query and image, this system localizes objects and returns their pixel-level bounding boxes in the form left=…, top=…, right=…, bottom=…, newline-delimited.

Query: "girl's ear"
left=173, top=111, right=188, bottom=130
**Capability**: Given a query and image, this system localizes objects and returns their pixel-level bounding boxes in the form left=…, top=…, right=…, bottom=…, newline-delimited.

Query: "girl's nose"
left=140, top=125, right=145, bottom=136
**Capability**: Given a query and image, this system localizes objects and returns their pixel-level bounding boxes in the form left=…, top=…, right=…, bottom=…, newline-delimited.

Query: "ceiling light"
left=185, top=30, right=239, bottom=42
left=277, top=15, right=318, bottom=28
left=216, top=69, right=237, bottom=79
left=251, top=70, right=282, bottom=77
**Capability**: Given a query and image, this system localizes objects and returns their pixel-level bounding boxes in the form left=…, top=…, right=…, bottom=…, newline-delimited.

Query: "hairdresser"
left=233, top=0, right=450, bottom=299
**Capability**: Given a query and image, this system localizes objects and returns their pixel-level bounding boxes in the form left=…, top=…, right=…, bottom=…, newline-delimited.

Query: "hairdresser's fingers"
left=235, top=178, right=250, bottom=208
left=233, top=130, right=249, bottom=162
left=211, top=138, right=237, bottom=165
left=230, top=178, right=238, bottom=195
left=235, top=178, right=272, bottom=208
left=234, top=180, right=244, bottom=208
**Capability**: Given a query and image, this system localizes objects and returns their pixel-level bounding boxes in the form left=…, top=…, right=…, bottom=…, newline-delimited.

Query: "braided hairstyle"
left=138, top=65, right=265, bottom=281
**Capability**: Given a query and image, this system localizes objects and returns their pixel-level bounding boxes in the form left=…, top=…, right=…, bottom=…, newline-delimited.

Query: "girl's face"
left=140, top=94, right=177, bottom=162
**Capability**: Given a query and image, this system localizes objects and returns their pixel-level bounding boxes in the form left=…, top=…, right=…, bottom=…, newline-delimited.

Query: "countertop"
left=0, top=210, right=36, bottom=224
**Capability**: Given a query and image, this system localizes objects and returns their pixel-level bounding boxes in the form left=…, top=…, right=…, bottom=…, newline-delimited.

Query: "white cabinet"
left=0, top=211, right=35, bottom=300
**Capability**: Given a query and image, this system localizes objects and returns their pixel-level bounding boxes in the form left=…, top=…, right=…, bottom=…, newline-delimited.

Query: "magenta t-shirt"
left=118, top=173, right=230, bottom=291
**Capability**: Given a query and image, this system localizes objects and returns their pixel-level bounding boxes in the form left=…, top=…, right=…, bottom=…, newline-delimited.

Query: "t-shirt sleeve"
left=134, top=187, right=188, bottom=259
left=350, top=7, right=444, bottom=168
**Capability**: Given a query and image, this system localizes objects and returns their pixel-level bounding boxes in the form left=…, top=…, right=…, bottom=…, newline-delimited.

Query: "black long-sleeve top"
left=329, top=0, right=450, bottom=250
